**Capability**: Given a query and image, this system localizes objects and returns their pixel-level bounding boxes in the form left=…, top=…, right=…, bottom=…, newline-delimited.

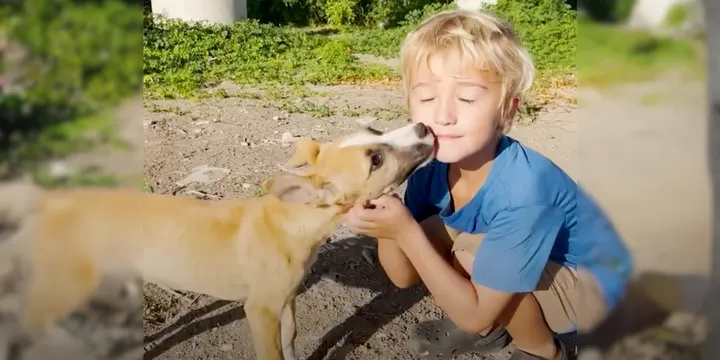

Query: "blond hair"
left=400, top=9, right=535, bottom=121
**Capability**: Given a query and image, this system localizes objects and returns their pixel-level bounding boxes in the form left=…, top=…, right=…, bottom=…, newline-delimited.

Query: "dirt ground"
left=139, top=76, right=709, bottom=360
left=0, top=75, right=709, bottom=360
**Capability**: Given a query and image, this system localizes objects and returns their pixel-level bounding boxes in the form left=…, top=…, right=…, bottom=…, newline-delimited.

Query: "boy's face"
left=409, top=53, right=514, bottom=164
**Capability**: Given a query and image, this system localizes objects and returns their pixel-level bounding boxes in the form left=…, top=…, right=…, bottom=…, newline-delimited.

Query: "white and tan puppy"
left=0, top=122, right=435, bottom=360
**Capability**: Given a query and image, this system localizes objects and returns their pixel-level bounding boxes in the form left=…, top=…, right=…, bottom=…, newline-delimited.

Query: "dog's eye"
left=370, top=152, right=384, bottom=170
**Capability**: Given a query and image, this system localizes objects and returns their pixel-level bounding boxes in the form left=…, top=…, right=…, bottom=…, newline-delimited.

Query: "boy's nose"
left=434, top=112, right=456, bottom=125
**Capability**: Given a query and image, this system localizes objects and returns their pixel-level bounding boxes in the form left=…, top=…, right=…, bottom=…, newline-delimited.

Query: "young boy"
left=345, top=9, right=632, bottom=360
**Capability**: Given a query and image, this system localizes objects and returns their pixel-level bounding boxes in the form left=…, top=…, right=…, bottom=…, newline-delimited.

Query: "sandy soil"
left=0, top=76, right=710, bottom=360
left=140, top=76, right=710, bottom=360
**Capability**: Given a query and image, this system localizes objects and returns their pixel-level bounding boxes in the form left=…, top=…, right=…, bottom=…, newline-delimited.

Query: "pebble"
left=220, top=343, right=233, bottom=351
left=242, top=183, right=252, bottom=189
left=281, top=131, right=297, bottom=143
left=355, top=116, right=377, bottom=125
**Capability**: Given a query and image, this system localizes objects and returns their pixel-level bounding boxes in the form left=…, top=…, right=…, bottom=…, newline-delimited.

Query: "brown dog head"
left=262, top=123, right=435, bottom=207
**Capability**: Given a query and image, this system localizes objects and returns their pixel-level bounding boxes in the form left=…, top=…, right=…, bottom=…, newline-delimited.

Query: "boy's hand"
left=345, top=194, right=416, bottom=240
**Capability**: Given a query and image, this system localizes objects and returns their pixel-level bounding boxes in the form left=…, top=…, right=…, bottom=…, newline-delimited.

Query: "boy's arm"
left=397, top=205, right=565, bottom=333
left=377, top=237, right=419, bottom=288
left=377, top=220, right=453, bottom=288
left=377, top=172, right=446, bottom=288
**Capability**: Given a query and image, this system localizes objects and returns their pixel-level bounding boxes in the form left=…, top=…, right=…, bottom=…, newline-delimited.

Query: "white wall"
left=151, top=0, right=247, bottom=26
left=629, top=0, right=701, bottom=30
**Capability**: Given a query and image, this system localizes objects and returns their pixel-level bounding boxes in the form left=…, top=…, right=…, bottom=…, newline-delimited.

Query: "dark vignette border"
left=706, top=0, right=720, bottom=358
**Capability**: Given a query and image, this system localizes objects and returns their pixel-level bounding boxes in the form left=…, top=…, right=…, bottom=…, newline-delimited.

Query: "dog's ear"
left=285, top=138, right=320, bottom=173
left=261, top=173, right=335, bottom=205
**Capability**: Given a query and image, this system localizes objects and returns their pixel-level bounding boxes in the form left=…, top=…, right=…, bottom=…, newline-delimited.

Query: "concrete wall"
left=151, top=0, right=247, bottom=26
left=629, top=0, right=704, bottom=32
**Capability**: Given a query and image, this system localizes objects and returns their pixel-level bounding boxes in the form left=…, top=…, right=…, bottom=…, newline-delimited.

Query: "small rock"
left=240, top=142, right=249, bottom=146
left=48, top=161, right=73, bottom=178
left=176, top=165, right=230, bottom=187
left=194, top=120, right=210, bottom=126
left=281, top=132, right=297, bottom=143
left=242, top=183, right=252, bottom=189
left=220, top=343, right=233, bottom=351
left=355, top=116, right=377, bottom=125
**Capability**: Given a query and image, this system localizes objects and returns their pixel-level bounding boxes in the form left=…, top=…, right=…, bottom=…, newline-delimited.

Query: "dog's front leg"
left=245, top=298, right=284, bottom=360
left=281, top=296, right=298, bottom=360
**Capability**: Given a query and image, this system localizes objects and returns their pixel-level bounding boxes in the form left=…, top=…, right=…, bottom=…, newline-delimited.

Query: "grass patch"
left=278, top=100, right=335, bottom=117
left=1, top=0, right=142, bottom=177
left=143, top=17, right=397, bottom=99
left=143, top=0, right=578, bottom=112
left=578, top=19, right=703, bottom=88
left=639, top=92, right=669, bottom=105
left=32, top=166, right=119, bottom=189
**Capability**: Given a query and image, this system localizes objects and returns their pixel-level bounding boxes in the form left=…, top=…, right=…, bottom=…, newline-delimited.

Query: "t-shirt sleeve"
left=403, top=171, right=437, bottom=223
left=471, top=205, right=566, bottom=293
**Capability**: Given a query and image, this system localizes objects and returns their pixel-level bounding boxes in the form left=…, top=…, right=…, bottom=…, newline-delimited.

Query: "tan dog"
left=0, top=122, right=435, bottom=360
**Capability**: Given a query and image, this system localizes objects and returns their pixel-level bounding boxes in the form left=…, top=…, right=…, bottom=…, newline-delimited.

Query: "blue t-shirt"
left=575, top=186, right=633, bottom=310
left=403, top=135, right=632, bottom=309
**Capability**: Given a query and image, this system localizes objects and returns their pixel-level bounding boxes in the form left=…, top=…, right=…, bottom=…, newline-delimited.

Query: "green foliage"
left=143, top=0, right=577, bottom=105
left=344, top=0, right=576, bottom=76
left=32, top=165, right=119, bottom=189
left=325, top=0, right=360, bottom=26
left=582, top=0, right=636, bottom=23
left=487, top=0, right=576, bottom=76
left=0, top=0, right=142, bottom=176
left=665, top=2, right=691, bottom=28
left=248, top=0, right=452, bottom=28
left=143, top=15, right=396, bottom=99
left=578, top=18, right=701, bottom=87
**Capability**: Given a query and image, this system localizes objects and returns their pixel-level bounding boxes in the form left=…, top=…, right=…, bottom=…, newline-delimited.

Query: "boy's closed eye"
left=419, top=97, right=475, bottom=104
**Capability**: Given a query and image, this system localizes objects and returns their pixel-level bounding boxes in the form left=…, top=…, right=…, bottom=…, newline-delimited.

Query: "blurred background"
left=0, top=0, right=713, bottom=359
left=0, top=0, right=143, bottom=359
left=577, top=1, right=709, bottom=360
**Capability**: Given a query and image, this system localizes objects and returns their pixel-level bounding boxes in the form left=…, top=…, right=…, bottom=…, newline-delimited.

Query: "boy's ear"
left=262, top=173, right=336, bottom=205
left=500, top=96, right=520, bottom=130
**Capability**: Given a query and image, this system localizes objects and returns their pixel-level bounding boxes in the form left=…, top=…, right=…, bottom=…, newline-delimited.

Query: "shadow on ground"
left=143, top=236, right=429, bottom=360
left=144, top=238, right=710, bottom=360
left=579, top=272, right=709, bottom=352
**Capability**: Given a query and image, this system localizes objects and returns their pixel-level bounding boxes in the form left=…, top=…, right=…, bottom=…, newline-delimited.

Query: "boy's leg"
left=454, top=235, right=570, bottom=360
left=523, top=261, right=578, bottom=360
left=407, top=219, right=510, bottom=359
left=409, top=232, right=574, bottom=360
left=573, top=268, right=608, bottom=334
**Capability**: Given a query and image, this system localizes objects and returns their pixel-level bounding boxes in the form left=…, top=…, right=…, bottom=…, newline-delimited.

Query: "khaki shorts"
left=421, top=215, right=608, bottom=334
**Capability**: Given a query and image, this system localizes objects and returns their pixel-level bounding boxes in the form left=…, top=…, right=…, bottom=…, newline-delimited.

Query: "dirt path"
left=140, top=77, right=710, bottom=360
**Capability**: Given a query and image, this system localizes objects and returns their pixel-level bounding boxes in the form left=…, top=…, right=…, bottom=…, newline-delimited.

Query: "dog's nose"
left=413, top=123, right=429, bottom=138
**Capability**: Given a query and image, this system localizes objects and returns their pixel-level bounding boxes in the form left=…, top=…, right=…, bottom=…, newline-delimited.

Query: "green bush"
left=143, top=16, right=396, bottom=98
left=488, top=0, right=576, bottom=76
left=247, top=0, right=452, bottom=27
left=344, top=0, right=577, bottom=77
left=1, top=0, right=142, bottom=175
left=143, top=0, right=577, bottom=103
left=582, top=0, right=635, bottom=23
